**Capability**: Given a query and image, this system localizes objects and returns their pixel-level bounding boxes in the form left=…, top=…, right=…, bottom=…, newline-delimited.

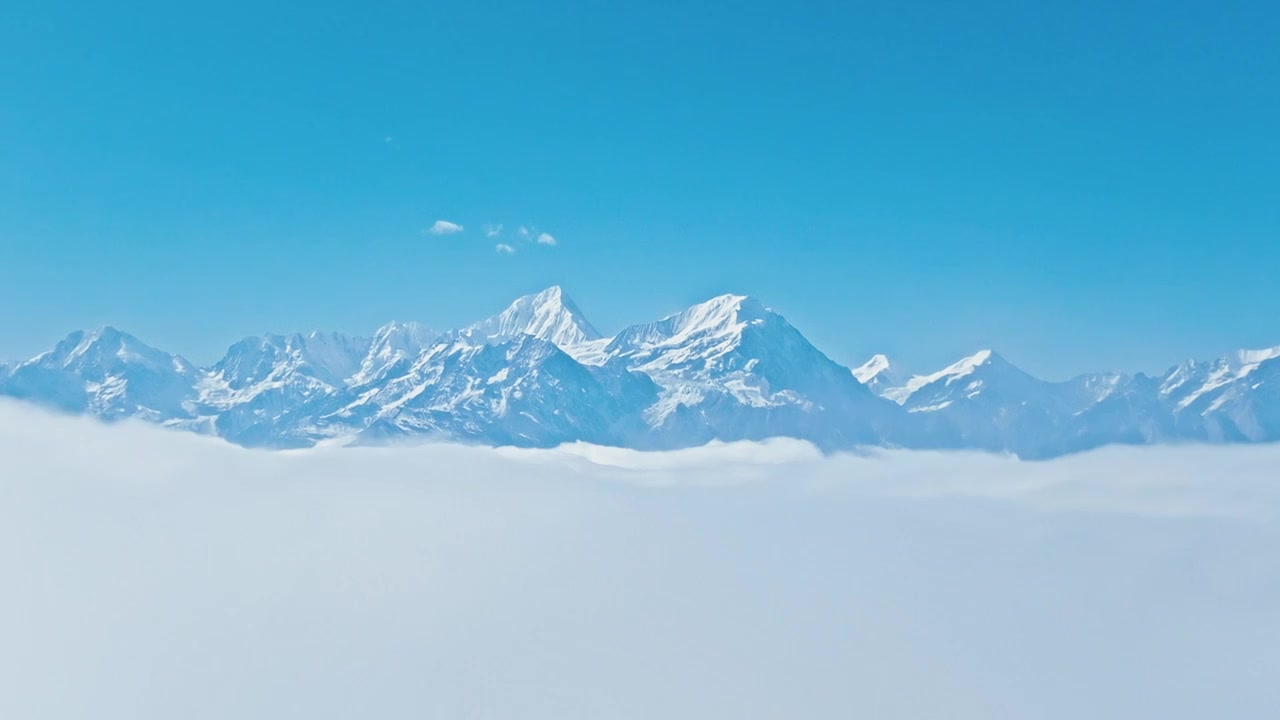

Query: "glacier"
left=2, top=285, right=1277, bottom=458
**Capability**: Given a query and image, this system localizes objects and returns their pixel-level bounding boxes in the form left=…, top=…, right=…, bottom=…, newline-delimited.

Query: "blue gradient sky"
left=2, top=0, right=1277, bottom=378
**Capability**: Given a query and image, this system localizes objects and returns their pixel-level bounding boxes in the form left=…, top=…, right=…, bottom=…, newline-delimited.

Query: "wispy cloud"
left=427, top=220, right=464, bottom=236
left=517, top=226, right=530, bottom=238
left=484, top=224, right=504, bottom=238
left=536, top=232, right=557, bottom=246
left=495, top=243, right=516, bottom=254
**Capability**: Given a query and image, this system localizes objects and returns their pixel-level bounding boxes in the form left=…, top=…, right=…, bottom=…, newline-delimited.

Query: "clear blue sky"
left=2, top=0, right=1277, bottom=379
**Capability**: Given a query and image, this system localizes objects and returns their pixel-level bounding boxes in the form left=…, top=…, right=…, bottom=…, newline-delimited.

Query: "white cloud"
left=536, top=232, right=557, bottom=246
left=495, top=243, right=516, bottom=254
left=2, top=400, right=1278, bottom=719
left=517, top=226, right=530, bottom=238
left=484, top=224, right=503, bottom=238
left=427, top=220, right=464, bottom=235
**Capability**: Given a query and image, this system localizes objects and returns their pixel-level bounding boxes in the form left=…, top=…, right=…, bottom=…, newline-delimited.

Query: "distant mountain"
left=590, top=294, right=900, bottom=449
left=859, top=344, right=1280, bottom=457
left=468, top=286, right=601, bottom=354
left=851, top=354, right=903, bottom=397
left=2, top=288, right=1277, bottom=458
left=1159, top=347, right=1280, bottom=442
left=0, top=327, right=202, bottom=421
left=866, top=350, right=1118, bottom=458
left=353, top=321, right=437, bottom=385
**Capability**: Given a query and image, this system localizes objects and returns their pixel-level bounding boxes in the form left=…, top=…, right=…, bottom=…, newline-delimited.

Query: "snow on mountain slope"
left=1160, top=346, right=1280, bottom=412
left=0, top=327, right=202, bottom=421
left=202, top=332, right=367, bottom=404
left=881, top=350, right=1003, bottom=408
left=1163, top=346, right=1280, bottom=442
left=594, top=294, right=900, bottom=448
left=326, top=332, right=657, bottom=447
left=199, top=331, right=370, bottom=445
left=851, top=354, right=904, bottom=396
left=351, top=321, right=437, bottom=385
left=1066, top=372, right=1181, bottom=450
left=467, top=286, right=601, bottom=355
left=878, top=350, right=1162, bottom=458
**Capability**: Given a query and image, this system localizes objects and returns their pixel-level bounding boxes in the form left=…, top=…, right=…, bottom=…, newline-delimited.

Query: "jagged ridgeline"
left=2, top=287, right=1277, bottom=457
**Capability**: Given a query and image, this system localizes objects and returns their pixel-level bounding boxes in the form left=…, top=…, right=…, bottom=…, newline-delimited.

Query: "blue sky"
left=1, top=0, right=1277, bottom=379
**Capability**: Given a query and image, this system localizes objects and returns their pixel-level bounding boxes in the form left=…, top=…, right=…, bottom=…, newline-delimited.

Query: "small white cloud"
left=517, top=226, right=530, bottom=238
left=427, top=220, right=464, bottom=236
left=484, top=224, right=504, bottom=238
left=495, top=243, right=516, bottom=254
left=536, top=232, right=557, bottom=246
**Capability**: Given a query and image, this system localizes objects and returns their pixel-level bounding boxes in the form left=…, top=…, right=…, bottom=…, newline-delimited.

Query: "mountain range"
left=3, top=286, right=1277, bottom=458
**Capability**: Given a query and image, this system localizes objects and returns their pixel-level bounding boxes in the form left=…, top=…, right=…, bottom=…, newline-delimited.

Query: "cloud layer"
left=2, top=401, right=1278, bottom=719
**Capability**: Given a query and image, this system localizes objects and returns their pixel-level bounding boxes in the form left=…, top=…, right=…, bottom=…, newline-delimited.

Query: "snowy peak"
left=212, top=331, right=367, bottom=390
left=852, top=354, right=907, bottom=397
left=1160, top=344, right=1280, bottom=413
left=882, top=349, right=1006, bottom=405
left=352, top=321, right=437, bottom=385
left=852, top=354, right=892, bottom=383
left=370, top=320, right=435, bottom=348
left=592, top=293, right=891, bottom=438
left=468, top=286, right=602, bottom=350
left=661, top=293, right=771, bottom=339
left=33, top=326, right=197, bottom=378
left=2, top=327, right=201, bottom=420
left=606, top=294, right=772, bottom=355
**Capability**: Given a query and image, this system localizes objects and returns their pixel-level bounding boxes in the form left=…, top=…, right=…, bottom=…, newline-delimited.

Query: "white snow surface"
left=467, top=286, right=602, bottom=353
left=881, top=349, right=994, bottom=405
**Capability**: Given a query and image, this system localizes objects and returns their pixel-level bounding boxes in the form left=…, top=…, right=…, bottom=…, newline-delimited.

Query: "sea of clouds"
left=2, top=399, right=1278, bottom=718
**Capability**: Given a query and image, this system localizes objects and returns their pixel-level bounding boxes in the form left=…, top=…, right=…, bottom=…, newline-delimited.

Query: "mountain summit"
left=468, top=286, right=601, bottom=350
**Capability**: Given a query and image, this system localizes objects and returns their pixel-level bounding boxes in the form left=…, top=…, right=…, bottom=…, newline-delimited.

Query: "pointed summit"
left=3, top=327, right=201, bottom=420
left=852, top=354, right=893, bottom=384
left=669, top=294, right=771, bottom=335
left=852, top=354, right=904, bottom=396
left=43, top=326, right=195, bottom=376
left=468, top=286, right=601, bottom=350
left=882, top=349, right=1028, bottom=407
left=212, top=331, right=368, bottom=391
left=351, top=321, right=437, bottom=385
left=606, top=293, right=774, bottom=355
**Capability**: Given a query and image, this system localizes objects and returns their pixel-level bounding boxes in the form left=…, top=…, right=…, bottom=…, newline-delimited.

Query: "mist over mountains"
left=3, top=286, right=1277, bottom=458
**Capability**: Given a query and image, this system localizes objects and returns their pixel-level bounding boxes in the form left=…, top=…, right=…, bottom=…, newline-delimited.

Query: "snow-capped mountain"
left=352, top=321, right=437, bottom=385
left=468, top=286, right=601, bottom=355
left=332, top=332, right=658, bottom=448
left=197, top=331, right=371, bottom=445
left=591, top=294, right=901, bottom=448
left=851, top=354, right=903, bottom=396
left=851, top=343, right=1280, bottom=458
left=862, top=349, right=1112, bottom=458
left=1159, top=347, right=1280, bottom=442
left=0, top=327, right=202, bottom=421
left=2, top=288, right=1277, bottom=458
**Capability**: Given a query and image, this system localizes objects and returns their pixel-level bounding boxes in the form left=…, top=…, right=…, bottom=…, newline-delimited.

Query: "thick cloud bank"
left=2, top=401, right=1278, bottom=719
